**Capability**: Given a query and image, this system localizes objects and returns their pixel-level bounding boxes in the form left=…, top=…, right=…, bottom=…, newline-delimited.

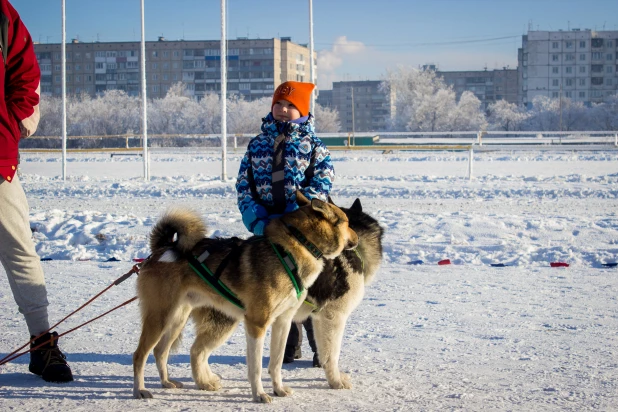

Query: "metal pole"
left=351, top=86, right=355, bottom=145
left=468, top=145, right=474, bottom=180
left=308, top=0, right=315, bottom=114
left=220, top=0, right=227, bottom=181
left=140, top=0, right=149, bottom=181
left=61, top=0, right=66, bottom=181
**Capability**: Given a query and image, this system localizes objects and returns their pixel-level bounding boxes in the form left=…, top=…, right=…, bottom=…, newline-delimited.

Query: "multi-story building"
left=518, top=29, right=618, bottom=106
left=34, top=36, right=315, bottom=100
left=330, top=80, right=394, bottom=132
left=438, top=68, right=519, bottom=110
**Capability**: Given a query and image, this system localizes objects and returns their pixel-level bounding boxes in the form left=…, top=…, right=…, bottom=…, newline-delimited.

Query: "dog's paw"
left=161, top=379, right=183, bottom=389
left=133, top=388, right=154, bottom=399
left=329, top=373, right=352, bottom=390
left=254, top=392, right=273, bottom=403
left=196, top=379, right=222, bottom=391
left=274, top=385, right=294, bottom=397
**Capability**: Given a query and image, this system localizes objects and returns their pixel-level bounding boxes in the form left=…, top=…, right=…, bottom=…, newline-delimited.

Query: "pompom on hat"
left=271, top=81, right=316, bottom=117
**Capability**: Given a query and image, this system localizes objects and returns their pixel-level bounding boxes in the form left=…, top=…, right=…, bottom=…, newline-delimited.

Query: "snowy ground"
left=1, top=148, right=617, bottom=411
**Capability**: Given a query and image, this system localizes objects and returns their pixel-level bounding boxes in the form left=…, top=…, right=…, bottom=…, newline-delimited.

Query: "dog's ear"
left=351, top=198, right=362, bottom=212
left=296, top=191, right=311, bottom=206
left=310, top=198, right=330, bottom=216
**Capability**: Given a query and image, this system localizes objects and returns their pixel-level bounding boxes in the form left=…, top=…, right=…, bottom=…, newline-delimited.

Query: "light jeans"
left=0, top=173, right=50, bottom=336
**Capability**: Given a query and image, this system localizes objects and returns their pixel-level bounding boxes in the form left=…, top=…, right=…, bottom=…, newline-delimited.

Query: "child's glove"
left=251, top=219, right=268, bottom=236
left=242, top=203, right=269, bottom=234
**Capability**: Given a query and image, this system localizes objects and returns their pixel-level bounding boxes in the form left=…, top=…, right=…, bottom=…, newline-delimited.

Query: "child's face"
left=272, top=99, right=302, bottom=122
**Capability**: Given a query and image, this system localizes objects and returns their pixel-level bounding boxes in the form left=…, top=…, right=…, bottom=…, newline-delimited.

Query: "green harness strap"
left=270, top=241, right=304, bottom=299
left=187, top=255, right=244, bottom=310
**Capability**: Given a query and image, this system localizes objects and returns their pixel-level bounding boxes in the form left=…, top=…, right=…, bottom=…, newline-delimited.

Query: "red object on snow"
left=133, top=258, right=146, bottom=263
left=438, top=259, right=451, bottom=265
left=550, top=262, right=569, bottom=267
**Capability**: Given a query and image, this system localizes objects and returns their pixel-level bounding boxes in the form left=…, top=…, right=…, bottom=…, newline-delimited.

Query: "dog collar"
left=285, top=224, right=323, bottom=259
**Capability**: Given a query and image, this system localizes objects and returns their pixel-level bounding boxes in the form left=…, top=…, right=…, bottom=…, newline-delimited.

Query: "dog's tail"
left=150, top=208, right=207, bottom=255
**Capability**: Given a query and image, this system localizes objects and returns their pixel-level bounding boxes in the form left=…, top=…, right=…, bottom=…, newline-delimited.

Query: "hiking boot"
left=312, top=352, right=321, bottom=368
left=29, top=332, right=74, bottom=383
left=283, top=345, right=296, bottom=364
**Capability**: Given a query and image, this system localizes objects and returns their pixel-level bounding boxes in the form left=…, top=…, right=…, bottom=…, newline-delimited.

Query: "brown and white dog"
left=132, top=192, right=358, bottom=403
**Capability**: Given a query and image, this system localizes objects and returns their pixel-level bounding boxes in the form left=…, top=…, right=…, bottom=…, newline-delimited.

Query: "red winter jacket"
left=0, top=0, right=40, bottom=183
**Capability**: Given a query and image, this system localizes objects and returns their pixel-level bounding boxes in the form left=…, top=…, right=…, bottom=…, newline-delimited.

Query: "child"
left=235, top=81, right=333, bottom=366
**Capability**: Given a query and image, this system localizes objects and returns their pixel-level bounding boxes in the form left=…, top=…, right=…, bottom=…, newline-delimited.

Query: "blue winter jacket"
left=235, top=113, right=335, bottom=235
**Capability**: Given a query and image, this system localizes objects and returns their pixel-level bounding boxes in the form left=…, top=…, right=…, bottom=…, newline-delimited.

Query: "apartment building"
left=330, top=81, right=395, bottom=133
left=438, top=68, right=519, bottom=110
left=34, top=37, right=315, bottom=100
left=518, top=29, right=618, bottom=106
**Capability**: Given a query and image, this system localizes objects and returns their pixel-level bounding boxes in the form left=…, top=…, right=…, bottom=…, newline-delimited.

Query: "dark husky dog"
left=271, top=197, right=384, bottom=390
left=132, top=192, right=358, bottom=403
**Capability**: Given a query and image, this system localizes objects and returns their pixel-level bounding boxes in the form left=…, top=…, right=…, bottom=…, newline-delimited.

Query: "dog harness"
left=188, top=225, right=323, bottom=310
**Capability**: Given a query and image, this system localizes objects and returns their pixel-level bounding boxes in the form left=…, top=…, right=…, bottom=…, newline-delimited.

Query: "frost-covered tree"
left=450, top=91, right=487, bottom=131
left=590, top=94, right=618, bottom=131
left=226, top=95, right=270, bottom=134
left=382, top=66, right=483, bottom=132
left=313, top=103, right=341, bottom=133
left=487, top=100, right=529, bottom=131
left=148, top=82, right=198, bottom=134
left=36, top=94, right=62, bottom=136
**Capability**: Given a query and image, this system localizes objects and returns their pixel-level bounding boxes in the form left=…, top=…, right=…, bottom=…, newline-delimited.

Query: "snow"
left=1, top=148, right=617, bottom=411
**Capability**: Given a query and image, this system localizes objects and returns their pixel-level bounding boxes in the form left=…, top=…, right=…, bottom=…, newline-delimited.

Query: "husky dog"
left=272, top=198, right=384, bottom=390
left=132, top=192, right=358, bottom=403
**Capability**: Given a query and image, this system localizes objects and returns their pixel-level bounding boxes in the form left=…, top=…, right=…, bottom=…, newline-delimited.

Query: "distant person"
left=235, top=80, right=334, bottom=366
left=0, top=0, right=73, bottom=382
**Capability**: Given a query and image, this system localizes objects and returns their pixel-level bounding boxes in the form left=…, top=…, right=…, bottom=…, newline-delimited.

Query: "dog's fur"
left=277, top=198, right=384, bottom=389
left=132, top=192, right=358, bottom=403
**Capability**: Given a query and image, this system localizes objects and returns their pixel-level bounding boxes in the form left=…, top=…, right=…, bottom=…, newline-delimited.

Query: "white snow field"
left=1, top=148, right=617, bottom=411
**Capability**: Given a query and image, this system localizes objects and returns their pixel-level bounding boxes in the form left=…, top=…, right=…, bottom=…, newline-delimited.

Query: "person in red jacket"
left=0, top=0, right=73, bottom=383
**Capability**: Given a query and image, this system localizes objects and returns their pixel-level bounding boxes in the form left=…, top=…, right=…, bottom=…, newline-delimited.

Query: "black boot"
left=312, top=352, right=321, bottom=368
left=29, top=332, right=74, bottom=383
left=283, top=345, right=296, bottom=364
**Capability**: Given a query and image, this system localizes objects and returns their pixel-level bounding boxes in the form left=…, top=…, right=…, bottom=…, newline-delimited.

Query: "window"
left=579, top=78, right=586, bottom=86
left=592, top=52, right=602, bottom=60
left=608, top=40, right=614, bottom=47
left=552, top=79, right=559, bottom=86
left=552, top=54, right=559, bottom=62
left=579, top=66, right=586, bottom=73
left=565, top=41, right=573, bottom=49
left=152, top=63, right=158, bottom=69
left=54, top=52, right=61, bottom=60
left=75, top=53, right=80, bottom=59
left=75, top=75, right=81, bottom=82
left=579, top=91, right=585, bottom=98
left=152, top=85, right=159, bottom=92
left=565, top=54, right=574, bottom=61
left=152, top=74, right=158, bottom=81
left=608, top=78, right=613, bottom=86
left=566, top=66, right=573, bottom=73
left=163, top=63, right=169, bottom=69
left=40, top=64, right=52, bottom=71
left=566, top=91, right=573, bottom=98
left=607, top=66, right=613, bottom=73
left=107, top=63, right=117, bottom=70
left=592, top=64, right=603, bottom=73
left=607, top=53, right=614, bottom=60
left=566, top=78, right=573, bottom=86
left=152, top=51, right=158, bottom=57
left=579, top=40, right=586, bottom=48
left=163, top=51, right=169, bottom=57
left=163, top=74, right=168, bottom=81
left=95, top=62, right=104, bottom=69
left=95, top=51, right=105, bottom=58
left=552, top=67, right=559, bottom=74
left=75, top=64, right=81, bottom=71
left=85, top=64, right=91, bottom=70
left=54, top=64, right=60, bottom=71
left=579, top=54, right=586, bottom=61
left=173, top=51, right=180, bottom=57
left=126, top=61, right=139, bottom=69
left=106, top=51, right=117, bottom=57
left=552, top=41, right=559, bottom=49
left=591, top=77, right=604, bottom=85
left=552, top=91, right=559, bottom=98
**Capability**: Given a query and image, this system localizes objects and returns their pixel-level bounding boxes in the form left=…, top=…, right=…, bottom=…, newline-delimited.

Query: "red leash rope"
left=0, top=264, right=140, bottom=367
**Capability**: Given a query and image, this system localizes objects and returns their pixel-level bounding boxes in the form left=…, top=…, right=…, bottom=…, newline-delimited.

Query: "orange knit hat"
left=271, top=81, right=316, bottom=117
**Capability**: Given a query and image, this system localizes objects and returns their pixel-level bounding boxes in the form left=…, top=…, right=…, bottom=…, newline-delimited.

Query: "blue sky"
left=16, top=0, right=618, bottom=88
